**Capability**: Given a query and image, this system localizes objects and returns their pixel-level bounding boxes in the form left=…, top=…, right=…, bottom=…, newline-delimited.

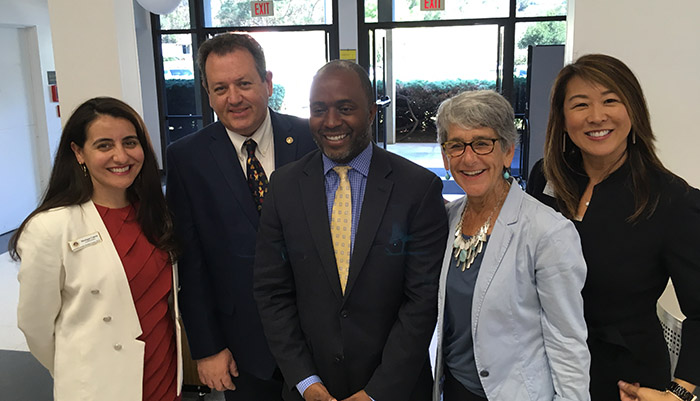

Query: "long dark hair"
left=9, top=97, right=177, bottom=259
left=544, top=54, right=682, bottom=222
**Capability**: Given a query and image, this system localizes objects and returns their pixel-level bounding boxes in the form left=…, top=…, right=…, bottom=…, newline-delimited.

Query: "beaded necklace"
left=452, top=182, right=509, bottom=271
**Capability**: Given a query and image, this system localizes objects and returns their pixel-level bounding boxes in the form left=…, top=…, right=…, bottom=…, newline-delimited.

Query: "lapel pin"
left=286, top=136, right=294, bottom=144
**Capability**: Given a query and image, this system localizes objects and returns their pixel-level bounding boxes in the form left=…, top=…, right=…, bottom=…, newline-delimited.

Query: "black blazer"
left=166, top=110, right=316, bottom=379
left=527, top=159, right=700, bottom=399
left=254, top=145, right=449, bottom=400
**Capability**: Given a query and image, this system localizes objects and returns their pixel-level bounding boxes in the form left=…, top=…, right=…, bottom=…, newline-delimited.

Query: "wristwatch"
left=667, top=381, right=697, bottom=401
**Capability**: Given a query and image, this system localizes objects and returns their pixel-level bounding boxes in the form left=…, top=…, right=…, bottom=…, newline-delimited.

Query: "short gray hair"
left=435, top=90, right=518, bottom=151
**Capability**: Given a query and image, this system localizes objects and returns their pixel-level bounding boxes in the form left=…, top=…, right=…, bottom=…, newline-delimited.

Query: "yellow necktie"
left=331, top=166, right=352, bottom=293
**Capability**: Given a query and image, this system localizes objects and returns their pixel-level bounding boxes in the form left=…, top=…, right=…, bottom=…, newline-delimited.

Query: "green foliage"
left=518, top=20, right=566, bottom=49
left=159, top=0, right=191, bottom=30
left=165, top=80, right=197, bottom=115
left=163, top=79, right=286, bottom=113
left=512, top=76, right=527, bottom=114
left=365, top=0, right=377, bottom=21
left=395, top=79, right=496, bottom=136
left=217, top=0, right=249, bottom=25
left=269, top=83, right=286, bottom=111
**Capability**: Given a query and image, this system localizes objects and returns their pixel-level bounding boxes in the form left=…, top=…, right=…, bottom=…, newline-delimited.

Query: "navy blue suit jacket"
left=166, top=110, right=316, bottom=379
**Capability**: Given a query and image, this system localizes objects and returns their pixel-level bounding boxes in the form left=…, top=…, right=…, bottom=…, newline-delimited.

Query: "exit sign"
left=251, top=1, right=274, bottom=17
left=420, top=0, right=444, bottom=11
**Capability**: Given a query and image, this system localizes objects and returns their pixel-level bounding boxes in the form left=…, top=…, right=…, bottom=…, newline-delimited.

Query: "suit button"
left=479, top=370, right=489, bottom=377
left=103, top=316, right=112, bottom=322
left=334, top=355, right=344, bottom=363
left=91, top=289, right=100, bottom=295
left=114, top=344, right=122, bottom=351
left=341, top=310, right=348, bottom=318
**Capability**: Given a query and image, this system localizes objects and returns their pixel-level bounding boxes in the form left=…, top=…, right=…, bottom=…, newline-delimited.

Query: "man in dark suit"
left=166, top=33, right=316, bottom=400
left=254, top=60, right=448, bottom=401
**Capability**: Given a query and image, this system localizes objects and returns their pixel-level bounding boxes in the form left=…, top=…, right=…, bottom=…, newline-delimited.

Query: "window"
left=205, top=0, right=333, bottom=27
left=358, top=0, right=566, bottom=181
left=152, top=0, right=338, bottom=154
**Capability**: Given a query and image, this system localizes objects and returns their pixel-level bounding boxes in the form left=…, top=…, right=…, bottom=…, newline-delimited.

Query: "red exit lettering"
left=254, top=3, right=268, bottom=15
left=251, top=1, right=274, bottom=17
left=421, top=0, right=444, bottom=11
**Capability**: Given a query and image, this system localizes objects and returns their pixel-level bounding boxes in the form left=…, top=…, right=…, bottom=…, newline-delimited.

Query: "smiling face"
left=564, top=75, right=632, bottom=169
left=309, top=68, right=377, bottom=163
left=205, top=49, right=272, bottom=136
left=442, top=125, right=514, bottom=205
left=71, top=115, right=144, bottom=207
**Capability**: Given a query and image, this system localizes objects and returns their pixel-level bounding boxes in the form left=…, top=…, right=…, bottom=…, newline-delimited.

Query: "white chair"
left=657, top=280, right=686, bottom=374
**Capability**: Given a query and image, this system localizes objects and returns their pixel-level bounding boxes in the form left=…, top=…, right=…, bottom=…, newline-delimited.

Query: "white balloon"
left=136, top=0, right=182, bottom=15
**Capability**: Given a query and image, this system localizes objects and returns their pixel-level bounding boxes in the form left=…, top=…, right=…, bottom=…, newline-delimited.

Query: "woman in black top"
left=527, top=54, right=700, bottom=400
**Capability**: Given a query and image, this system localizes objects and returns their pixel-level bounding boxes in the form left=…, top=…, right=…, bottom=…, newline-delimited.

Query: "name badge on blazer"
left=543, top=181, right=556, bottom=198
left=68, top=232, right=102, bottom=252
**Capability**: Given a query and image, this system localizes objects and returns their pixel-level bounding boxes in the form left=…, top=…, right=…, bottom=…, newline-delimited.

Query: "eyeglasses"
left=441, top=138, right=499, bottom=157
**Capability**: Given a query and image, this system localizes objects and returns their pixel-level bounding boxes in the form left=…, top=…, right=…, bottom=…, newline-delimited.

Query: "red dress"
left=97, top=204, right=179, bottom=401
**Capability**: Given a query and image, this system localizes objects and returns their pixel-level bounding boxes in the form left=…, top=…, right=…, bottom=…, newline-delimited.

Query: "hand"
left=342, top=390, right=372, bottom=401
left=618, top=381, right=676, bottom=401
left=196, top=348, right=239, bottom=392
left=303, top=382, right=337, bottom=401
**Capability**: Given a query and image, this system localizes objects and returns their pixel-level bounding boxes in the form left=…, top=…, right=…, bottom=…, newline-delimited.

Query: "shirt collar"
left=225, top=108, right=273, bottom=157
left=322, top=142, right=373, bottom=177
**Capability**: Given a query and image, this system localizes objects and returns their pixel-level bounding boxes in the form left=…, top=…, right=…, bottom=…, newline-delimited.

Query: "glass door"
left=359, top=0, right=567, bottom=189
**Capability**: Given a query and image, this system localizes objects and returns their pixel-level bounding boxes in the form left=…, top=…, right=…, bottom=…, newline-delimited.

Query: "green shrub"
left=269, top=83, right=285, bottom=111
left=163, top=79, right=286, bottom=115
left=395, top=78, right=497, bottom=135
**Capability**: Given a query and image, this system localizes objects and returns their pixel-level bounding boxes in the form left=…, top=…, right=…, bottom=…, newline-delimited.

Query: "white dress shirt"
left=225, top=109, right=275, bottom=176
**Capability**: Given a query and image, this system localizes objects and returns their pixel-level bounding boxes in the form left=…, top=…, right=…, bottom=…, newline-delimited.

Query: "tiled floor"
left=0, top=251, right=26, bottom=352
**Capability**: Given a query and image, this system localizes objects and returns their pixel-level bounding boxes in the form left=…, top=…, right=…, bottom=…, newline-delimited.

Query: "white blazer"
left=16, top=201, right=182, bottom=401
left=433, top=184, right=590, bottom=401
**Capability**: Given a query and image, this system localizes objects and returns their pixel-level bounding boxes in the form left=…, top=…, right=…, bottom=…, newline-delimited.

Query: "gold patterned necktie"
left=244, top=139, right=268, bottom=214
left=331, top=166, right=352, bottom=293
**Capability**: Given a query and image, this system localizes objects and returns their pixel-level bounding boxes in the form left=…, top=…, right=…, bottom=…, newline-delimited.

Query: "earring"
left=562, top=133, right=567, bottom=153
left=444, top=169, right=451, bottom=180
left=632, top=131, right=637, bottom=145
left=503, top=167, right=511, bottom=180
left=80, top=163, right=88, bottom=177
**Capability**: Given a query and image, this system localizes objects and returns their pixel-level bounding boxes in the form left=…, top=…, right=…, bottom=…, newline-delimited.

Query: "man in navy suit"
left=166, top=33, right=316, bottom=400
left=254, top=60, right=448, bottom=401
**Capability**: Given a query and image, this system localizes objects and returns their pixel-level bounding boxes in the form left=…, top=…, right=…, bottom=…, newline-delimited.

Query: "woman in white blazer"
left=432, top=90, right=590, bottom=401
left=10, top=97, right=182, bottom=401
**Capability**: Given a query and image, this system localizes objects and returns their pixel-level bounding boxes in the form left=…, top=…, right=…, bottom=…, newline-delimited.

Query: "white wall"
left=46, top=0, right=162, bottom=166
left=567, top=0, right=700, bottom=187
left=0, top=0, right=60, bottom=233
left=47, top=0, right=144, bottom=119
left=339, top=0, right=358, bottom=53
left=134, top=3, right=163, bottom=166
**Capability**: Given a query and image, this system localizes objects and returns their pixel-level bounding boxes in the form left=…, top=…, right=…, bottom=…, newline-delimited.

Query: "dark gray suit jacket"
left=254, top=145, right=448, bottom=400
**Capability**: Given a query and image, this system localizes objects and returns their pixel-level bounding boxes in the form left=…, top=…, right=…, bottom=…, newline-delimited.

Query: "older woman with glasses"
left=432, top=90, right=590, bottom=401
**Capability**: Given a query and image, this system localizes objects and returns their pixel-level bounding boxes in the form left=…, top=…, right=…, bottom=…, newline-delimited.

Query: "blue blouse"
left=443, top=234, right=488, bottom=398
